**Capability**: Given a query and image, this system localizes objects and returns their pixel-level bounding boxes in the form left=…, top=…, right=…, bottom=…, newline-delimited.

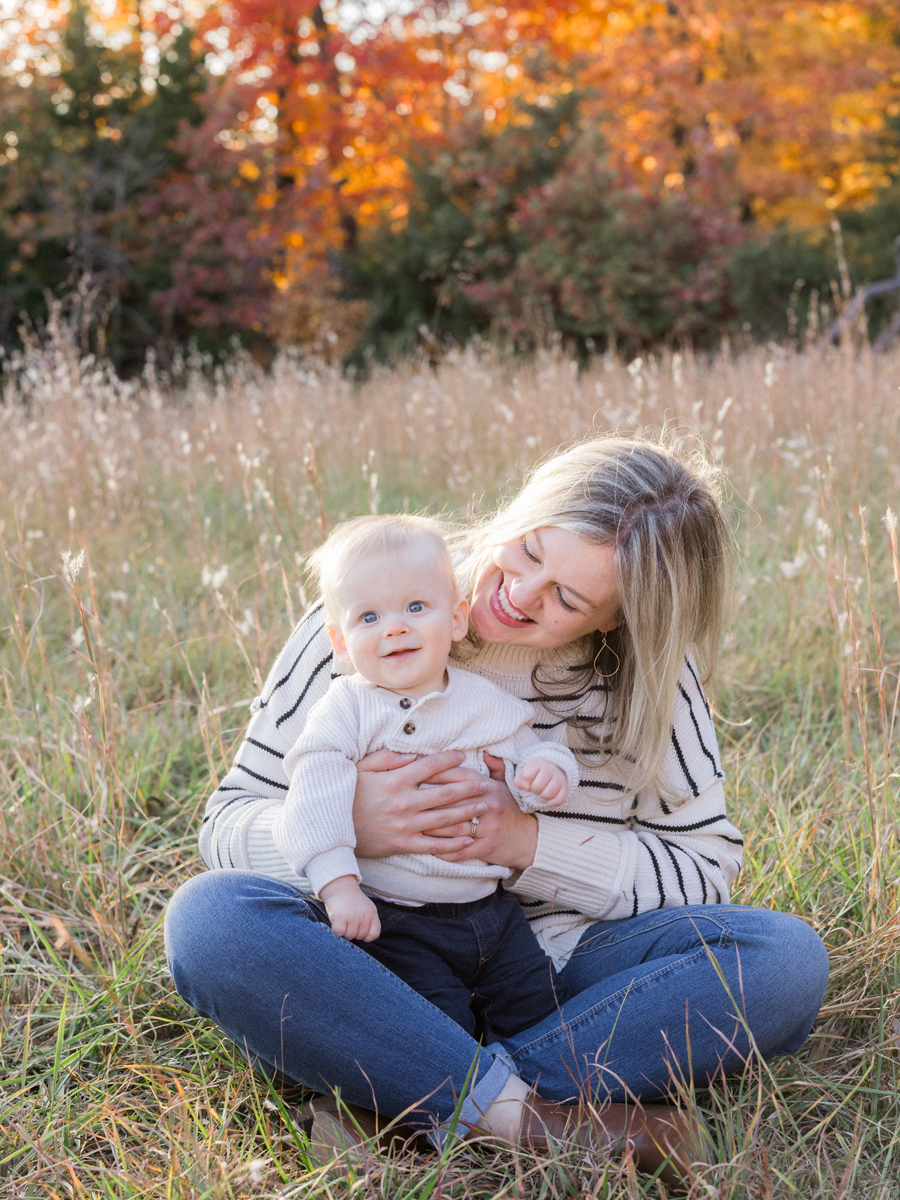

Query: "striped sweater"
left=200, top=603, right=743, bottom=968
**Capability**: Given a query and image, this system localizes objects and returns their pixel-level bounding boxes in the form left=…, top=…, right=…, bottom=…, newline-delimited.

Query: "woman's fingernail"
left=476, top=802, right=487, bottom=814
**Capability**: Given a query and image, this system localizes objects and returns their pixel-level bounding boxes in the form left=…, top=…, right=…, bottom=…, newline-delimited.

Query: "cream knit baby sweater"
left=276, top=668, right=579, bottom=903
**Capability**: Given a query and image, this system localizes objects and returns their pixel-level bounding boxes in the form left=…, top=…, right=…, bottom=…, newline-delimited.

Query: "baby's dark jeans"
left=356, top=887, right=566, bottom=1038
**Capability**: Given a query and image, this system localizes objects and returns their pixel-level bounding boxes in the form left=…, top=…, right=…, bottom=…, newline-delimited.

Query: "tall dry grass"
left=0, top=314, right=898, bottom=1197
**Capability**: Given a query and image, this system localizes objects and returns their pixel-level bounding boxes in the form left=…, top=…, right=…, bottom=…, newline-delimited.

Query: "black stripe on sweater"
left=276, top=653, right=334, bottom=727
left=201, top=793, right=253, bottom=826
left=678, top=682, right=723, bottom=778
left=688, top=851, right=722, bottom=902
left=684, top=657, right=712, bottom=719
left=265, top=612, right=326, bottom=699
left=519, top=682, right=612, bottom=705
left=577, top=779, right=627, bottom=793
left=540, top=810, right=626, bottom=826
left=670, top=728, right=699, bottom=797
left=636, top=814, right=739, bottom=837
left=533, top=715, right=601, bottom=729
left=658, top=839, right=689, bottom=905
left=642, top=841, right=667, bottom=909
left=246, top=736, right=286, bottom=760
left=684, top=850, right=708, bottom=903
left=526, top=909, right=582, bottom=923
left=234, top=762, right=289, bottom=791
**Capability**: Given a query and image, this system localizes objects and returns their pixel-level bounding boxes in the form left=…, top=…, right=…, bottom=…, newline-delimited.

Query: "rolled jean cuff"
left=430, top=1045, right=518, bottom=1151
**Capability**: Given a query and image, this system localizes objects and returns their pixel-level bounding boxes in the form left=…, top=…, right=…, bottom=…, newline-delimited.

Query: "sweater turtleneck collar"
left=450, top=635, right=592, bottom=678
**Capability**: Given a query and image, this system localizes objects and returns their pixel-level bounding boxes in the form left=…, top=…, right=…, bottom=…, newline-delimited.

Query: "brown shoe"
left=518, top=1092, right=714, bottom=1187
left=306, top=1098, right=431, bottom=1165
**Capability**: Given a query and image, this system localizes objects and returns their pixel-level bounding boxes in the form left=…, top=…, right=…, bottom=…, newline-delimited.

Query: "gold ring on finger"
left=469, top=817, right=480, bottom=839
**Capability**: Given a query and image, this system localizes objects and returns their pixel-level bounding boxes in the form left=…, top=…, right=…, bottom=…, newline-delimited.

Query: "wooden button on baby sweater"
left=402, top=722, right=415, bottom=734
left=399, top=697, right=412, bottom=709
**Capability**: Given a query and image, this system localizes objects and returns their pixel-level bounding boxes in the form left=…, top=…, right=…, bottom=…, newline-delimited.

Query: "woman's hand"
left=427, top=753, right=539, bottom=873
left=353, top=749, right=489, bottom=859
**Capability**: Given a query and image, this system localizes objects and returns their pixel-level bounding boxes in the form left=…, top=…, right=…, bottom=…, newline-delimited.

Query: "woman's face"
left=470, top=526, right=621, bottom=649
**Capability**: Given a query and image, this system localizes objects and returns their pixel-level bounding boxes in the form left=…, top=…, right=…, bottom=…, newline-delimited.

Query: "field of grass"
left=1, top=318, right=898, bottom=1198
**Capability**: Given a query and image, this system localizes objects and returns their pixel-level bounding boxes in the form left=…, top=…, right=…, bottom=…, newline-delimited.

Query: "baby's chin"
left=372, top=664, right=449, bottom=697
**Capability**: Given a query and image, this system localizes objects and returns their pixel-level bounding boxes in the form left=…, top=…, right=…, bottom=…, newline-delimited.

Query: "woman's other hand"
left=353, top=749, right=489, bottom=859
left=427, top=752, right=539, bottom=872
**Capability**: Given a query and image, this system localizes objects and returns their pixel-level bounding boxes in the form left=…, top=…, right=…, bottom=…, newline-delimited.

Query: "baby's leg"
left=472, top=891, right=568, bottom=1039
left=356, top=900, right=477, bottom=1036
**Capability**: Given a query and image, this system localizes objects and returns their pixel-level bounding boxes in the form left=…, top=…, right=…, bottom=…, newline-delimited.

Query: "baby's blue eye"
left=361, top=611, right=378, bottom=624
left=408, top=601, right=425, bottom=613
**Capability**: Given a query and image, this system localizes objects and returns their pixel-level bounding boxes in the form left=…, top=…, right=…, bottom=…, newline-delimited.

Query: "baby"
left=273, top=514, right=578, bottom=1037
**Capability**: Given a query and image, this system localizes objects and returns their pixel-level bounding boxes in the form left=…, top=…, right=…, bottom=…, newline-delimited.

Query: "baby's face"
left=327, top=541, right=468, bottom=698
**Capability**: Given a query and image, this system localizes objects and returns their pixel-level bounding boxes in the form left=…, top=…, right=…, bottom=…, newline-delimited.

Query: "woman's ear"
left=451, top=595, right=470, bottom=641
left=326, top=624, right=351, bottom=663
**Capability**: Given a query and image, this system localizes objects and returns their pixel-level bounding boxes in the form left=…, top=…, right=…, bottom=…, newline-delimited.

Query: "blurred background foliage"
left=4, top=0, right=900, bottom=371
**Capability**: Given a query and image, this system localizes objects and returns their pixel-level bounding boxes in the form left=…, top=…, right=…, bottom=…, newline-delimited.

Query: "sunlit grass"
left=1, top=320, right=898, bottom=1196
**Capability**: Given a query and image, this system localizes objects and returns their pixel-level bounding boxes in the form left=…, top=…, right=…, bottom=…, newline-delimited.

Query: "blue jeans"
left=164, top=872, right=828, bottom=1140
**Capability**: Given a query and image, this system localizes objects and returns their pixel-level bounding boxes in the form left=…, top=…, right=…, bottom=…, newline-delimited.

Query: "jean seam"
left=472, top=913, right=491, bottom=967
left=376, top=910, right=409, bottom=934
left=509, top=925, right=735, bottom=1063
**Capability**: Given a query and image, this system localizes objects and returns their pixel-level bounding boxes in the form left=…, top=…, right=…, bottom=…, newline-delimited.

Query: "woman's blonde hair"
left=456, top=433, right=733, bottom=798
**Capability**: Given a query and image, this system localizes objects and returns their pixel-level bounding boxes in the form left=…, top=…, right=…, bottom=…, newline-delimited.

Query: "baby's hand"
left=319, top=876, right=381, bottom=941
left=514, top=758, right=569, bottom=807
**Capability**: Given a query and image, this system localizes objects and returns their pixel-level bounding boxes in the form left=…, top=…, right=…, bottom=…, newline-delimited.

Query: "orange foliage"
left=198, top=0, right=900, bottom=268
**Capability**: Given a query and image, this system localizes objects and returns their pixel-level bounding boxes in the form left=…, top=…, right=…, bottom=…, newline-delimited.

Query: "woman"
left=164, top=435, right=828, bottom=1181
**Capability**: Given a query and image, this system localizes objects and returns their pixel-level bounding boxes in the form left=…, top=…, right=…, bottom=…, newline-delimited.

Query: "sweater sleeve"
left=271, top=682, right=364, bottom=893
left=198, top=603, right=338, bottom=882
left=506, top=659, right=743, bottom=920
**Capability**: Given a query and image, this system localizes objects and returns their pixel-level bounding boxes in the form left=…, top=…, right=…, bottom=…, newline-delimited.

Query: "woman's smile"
left=492, top=576, right=535, bottom=624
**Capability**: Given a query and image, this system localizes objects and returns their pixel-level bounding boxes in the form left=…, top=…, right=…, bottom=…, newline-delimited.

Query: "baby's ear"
left=451, top=595, right=470, bottom=641
left=326, top=624, right=351, bottom=663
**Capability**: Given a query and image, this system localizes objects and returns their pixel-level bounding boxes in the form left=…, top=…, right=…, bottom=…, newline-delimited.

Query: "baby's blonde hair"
left=308, top=514, right=458, bottom=625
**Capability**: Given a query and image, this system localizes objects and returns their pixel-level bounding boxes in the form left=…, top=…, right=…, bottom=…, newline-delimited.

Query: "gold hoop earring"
left=593, top=632, right=620, bottom=679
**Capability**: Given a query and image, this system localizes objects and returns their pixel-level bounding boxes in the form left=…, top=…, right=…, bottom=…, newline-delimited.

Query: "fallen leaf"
left=46, top=915, right=94, bottom=969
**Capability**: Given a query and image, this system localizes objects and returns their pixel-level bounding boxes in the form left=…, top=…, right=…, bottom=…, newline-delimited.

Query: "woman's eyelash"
left=523, top=538, right=576, bottom=612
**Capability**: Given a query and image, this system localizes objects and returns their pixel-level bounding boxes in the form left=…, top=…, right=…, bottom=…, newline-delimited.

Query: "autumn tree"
left=0, top=0, right=207, bottom=366
left=4, top=0, right=900, bottom=362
